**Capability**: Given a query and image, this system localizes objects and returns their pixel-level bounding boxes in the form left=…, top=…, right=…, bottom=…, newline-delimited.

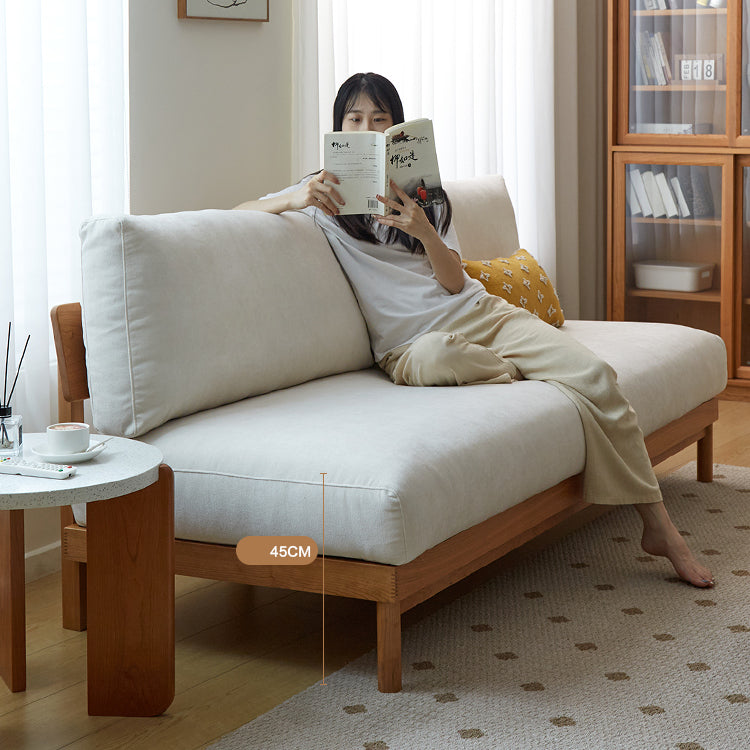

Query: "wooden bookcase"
left=607, top=0, right=750, bottom=399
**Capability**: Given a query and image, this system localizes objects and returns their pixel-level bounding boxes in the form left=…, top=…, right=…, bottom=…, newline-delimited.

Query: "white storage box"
left=633, top=260, right=715, bottom=292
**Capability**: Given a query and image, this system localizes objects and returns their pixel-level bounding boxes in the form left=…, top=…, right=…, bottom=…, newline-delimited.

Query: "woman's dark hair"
left=331, top=72, right=452, bottom=254
left=332, top=72, right=405, bottom=132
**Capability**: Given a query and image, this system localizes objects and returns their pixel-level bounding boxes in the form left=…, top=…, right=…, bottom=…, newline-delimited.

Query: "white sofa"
left=54, top=175, right=727, bottom=693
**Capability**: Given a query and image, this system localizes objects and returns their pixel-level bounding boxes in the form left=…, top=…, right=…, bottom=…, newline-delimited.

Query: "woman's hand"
left=376, top=180, right=465, bottom=294
left=375, top=180, right=434, bottom=243
left=289, top=171, right=345, bottom=217
left=233, top=172, right=344, bottom=215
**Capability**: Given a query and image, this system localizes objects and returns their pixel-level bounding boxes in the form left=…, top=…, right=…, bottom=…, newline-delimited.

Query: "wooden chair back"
left=50, top=303, right=88, bottom=423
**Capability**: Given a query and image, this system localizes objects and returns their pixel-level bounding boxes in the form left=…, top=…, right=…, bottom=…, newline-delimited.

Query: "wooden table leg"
left=0, top=509, right=26, bottom=692
left=86, top=464, right=174, bottom=716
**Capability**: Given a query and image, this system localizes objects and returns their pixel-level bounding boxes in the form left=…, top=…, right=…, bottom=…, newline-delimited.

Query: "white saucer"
left=31, top=438, right=109, bottom=464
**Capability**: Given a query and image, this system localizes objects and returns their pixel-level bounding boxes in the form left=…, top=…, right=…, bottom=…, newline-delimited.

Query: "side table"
left=0, top=434, right=174, bottom=716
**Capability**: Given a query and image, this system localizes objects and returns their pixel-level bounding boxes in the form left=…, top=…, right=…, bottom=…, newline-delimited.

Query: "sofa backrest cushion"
left=444, top=175, right=520, bottom=261
left=81, top=209, right=374, bottom=437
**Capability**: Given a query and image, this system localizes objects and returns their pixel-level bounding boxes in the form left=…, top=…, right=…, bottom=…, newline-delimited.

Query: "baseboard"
left=25, top=540, right=62, bottom=582
left=721, top=382, right=750, bottom=402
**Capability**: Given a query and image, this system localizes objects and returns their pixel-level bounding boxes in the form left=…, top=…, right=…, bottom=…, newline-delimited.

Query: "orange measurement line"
left=320, top=472, right=326, bottom=686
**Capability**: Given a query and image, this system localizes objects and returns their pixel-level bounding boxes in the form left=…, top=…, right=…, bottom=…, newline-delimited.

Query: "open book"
left=323, top=118, right=443, bottom=215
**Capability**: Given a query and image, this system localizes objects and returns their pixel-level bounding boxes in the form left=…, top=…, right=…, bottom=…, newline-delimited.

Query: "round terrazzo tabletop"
left=0, top=433, right=162, bottom=510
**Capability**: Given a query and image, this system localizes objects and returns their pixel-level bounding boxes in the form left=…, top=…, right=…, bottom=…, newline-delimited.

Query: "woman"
left=236, top=72, right=714, bottom=588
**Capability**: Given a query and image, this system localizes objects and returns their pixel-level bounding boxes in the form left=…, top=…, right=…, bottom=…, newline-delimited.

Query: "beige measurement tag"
left=236, top=535, right=318, bottom=566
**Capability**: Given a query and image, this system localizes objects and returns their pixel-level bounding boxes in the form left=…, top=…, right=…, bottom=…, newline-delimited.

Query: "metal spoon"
left=83, top=436, right=114, bottom=453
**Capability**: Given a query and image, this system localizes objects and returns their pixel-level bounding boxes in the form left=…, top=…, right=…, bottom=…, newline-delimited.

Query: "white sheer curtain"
left=0, top=0, right=128, bottom=432
left=293, top=0, right=557, bottom=280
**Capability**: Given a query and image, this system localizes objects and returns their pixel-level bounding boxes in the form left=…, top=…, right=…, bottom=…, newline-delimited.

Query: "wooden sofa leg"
left=697, top=424, right=713, bottom=483
left=377, top=601, right=402, bottom=693
left=60, top=506, right=87, bottom=631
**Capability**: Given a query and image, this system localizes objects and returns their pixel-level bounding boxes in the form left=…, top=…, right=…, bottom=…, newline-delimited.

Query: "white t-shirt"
left=262, top=178, right=488, bottom=361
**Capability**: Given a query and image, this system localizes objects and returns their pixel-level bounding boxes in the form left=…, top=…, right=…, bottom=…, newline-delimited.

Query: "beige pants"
left=379, top=295, right=662, bottom=506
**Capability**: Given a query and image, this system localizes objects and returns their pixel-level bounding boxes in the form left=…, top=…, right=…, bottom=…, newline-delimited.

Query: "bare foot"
left=635, top=503, right=715, bottom=588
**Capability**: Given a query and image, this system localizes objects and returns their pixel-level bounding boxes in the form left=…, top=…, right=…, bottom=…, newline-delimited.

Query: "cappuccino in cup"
left=47, top=422, right=90, bottom=454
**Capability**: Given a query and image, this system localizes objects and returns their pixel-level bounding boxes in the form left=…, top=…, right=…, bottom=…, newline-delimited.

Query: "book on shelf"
left=635, top=30, right=672, bottom=85
left=647, top=33, right=666, bottom=85
left=323, top=118, right=443, bottom=216
left=629, top=169, right=653, bottom=217
left=670, top=165, right=715, bottom=218
left=626, top=173, right=642, bottom=216
left=634, top=33, right=650, bottom=85
left=636, top=31, right=657, bottom=85
left=636, top=32, right=653, bottom=84
left=627, top=167, right=711, bottom=221
left=654, top=32, right=672, bottom=83
left=654, top=172, right=679, bottom=218
left=689, top=166, right=715, bottom=217
left=675, top=166, right=696, bottom=216
left=634, top=34, right=648, bottom=86
left=641, top=170, right=667, bottom=218
left=670, top=176, right=691, bottom=217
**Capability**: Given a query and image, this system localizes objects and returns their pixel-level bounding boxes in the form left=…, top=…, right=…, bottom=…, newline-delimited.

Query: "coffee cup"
left=47, top=423, right=90, bottom=454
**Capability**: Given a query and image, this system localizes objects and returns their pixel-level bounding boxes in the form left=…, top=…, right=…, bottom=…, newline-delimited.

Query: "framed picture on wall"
left=178, top=0, right=269, bottom=22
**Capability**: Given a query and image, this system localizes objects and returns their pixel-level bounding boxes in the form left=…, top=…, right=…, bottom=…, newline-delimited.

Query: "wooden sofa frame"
left=51, top=302, right=718, bottom=693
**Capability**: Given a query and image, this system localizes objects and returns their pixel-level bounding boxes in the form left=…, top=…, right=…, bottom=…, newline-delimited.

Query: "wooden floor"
left=2, top=400, right=749, bottom=750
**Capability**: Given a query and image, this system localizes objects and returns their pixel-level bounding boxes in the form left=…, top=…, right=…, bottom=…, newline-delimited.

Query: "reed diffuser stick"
left=2, top=321, right=10, bottom=406
left=6, top=334, right=30, bottom=406
left=1, top=322, right=10, bottom=447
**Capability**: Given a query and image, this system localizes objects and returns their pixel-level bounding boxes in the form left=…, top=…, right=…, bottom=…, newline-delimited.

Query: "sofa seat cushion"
left=72, top=321, right=727, bottom=566
left=560, top=320, right=726, bottom=437
left=78, top=369, right=587, bottom=565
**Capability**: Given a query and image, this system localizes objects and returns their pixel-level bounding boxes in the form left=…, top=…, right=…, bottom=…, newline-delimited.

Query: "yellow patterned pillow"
left=462, top=250, right=564, bottom=327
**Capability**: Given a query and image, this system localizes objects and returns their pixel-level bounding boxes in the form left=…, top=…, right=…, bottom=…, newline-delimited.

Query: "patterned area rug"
left=207, top=463, right=750, bottom=750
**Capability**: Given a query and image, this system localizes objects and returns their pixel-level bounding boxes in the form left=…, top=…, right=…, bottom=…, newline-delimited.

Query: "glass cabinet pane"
left=742, top=168, right=750, bottom=365
left=624, top=162, right=722, bottom=336
left=629, top=1, right=727, bottom=137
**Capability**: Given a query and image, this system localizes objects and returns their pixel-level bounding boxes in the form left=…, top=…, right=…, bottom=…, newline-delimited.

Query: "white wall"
left=129, top=0, right=294, bottom=214
left=554, top=0, right=607, bottom=322
left=575, top=0, right=607, bottom=320
left=554, top=0, right=581, bottom=320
